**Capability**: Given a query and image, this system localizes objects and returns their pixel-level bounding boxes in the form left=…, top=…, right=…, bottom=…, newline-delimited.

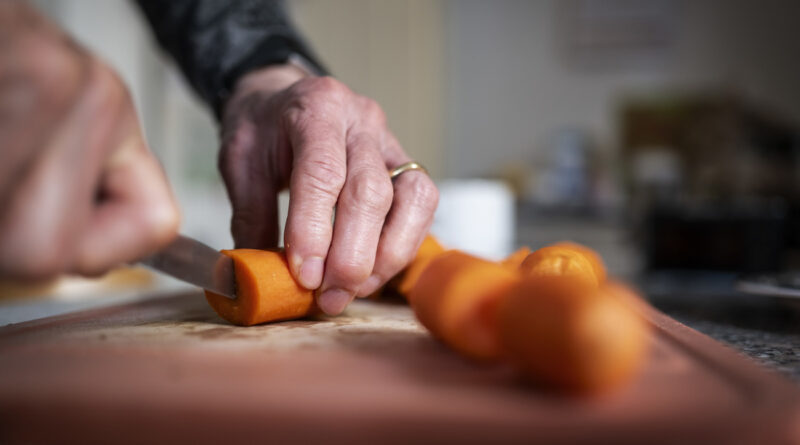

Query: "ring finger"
left=357, top=136, right=439, bottom=297
left=317, top=129, right=394, bottom=314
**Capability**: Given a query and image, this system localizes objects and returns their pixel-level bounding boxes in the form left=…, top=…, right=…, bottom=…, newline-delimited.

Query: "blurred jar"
left=431, top=179, right=515, bottom=260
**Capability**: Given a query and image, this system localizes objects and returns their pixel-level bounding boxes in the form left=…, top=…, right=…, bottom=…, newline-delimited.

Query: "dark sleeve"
left=134, top=0, right=327, bottom=116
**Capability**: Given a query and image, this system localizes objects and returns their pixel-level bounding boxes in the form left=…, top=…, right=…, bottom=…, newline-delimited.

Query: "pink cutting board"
left=0, top=292, right=798, bottom=444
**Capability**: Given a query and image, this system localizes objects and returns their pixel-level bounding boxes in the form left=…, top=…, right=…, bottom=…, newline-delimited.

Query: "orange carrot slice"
left=397, top=235, right=447, bottom=299
left=552, top=241, right=607, bottom=283
left=410, top=250, right=520, bottom=361
left=498, top=276, right=650, bottom=394
left=520, top=243, right=605, bottom=288
left=500, top=246, right=532, bottom=270
left=205, top=249, right=315, bottom=326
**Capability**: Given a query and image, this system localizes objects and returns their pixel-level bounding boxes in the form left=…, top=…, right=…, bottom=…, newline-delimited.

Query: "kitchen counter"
left=646, top=284, right=800, bottom=382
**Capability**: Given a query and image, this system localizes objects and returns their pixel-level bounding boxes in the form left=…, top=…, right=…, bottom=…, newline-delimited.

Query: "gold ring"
left=389, top=161, right=427, bottom=180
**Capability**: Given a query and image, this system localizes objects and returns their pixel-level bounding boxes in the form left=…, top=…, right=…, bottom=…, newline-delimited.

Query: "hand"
left=220, top=64, right=438, bottom=315
left=0, top=3, right=179, bottom=280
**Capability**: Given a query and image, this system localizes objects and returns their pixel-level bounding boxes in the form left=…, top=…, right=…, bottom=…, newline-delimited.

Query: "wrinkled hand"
left=0, top=2, right=179, bottom=280
left=220, top=65, right=438, bottom=315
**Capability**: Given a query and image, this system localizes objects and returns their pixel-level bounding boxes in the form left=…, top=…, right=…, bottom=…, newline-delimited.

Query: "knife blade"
left=139, top=234, right=237, bottom=299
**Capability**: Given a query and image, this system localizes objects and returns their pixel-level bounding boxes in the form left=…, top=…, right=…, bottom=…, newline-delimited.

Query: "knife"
left=139, top=234, right=237, bottom=299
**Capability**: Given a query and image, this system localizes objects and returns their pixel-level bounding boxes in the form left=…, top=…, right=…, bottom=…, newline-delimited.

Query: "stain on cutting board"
left=2, top=292, right=431, bottom=355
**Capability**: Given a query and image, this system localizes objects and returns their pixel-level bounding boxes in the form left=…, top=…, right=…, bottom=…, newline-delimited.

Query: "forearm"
left=134, top=0, right=326, bottom=117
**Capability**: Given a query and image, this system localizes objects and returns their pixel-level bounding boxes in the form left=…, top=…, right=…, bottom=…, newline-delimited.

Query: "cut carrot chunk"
left=397, top=235, right=447, bottom=299
left=500, top=246, right=532, bottom=270
left=205, top=249, right=315, bottom=326
left=410, top=250, right=521, bottom=361
left=520, top=244, right=604, bottom=288
left=498, top=276, right=650, bottom=394
left=552, top=241, right=607, bottom=283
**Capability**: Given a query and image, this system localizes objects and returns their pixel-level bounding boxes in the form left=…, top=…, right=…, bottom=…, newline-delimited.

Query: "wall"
left=27, top=0, right=800, bottom=239
left=444, top=0, right=800, bottom=178
left=288, top=0, right=447, bottom=179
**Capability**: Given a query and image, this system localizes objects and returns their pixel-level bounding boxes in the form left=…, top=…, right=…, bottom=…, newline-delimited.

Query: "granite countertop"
left=644, top=283, right=800, bottom=383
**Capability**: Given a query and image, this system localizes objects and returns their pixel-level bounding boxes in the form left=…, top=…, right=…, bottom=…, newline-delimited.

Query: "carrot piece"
left=396, top=235, right=447, bottom=299
left=205, top=249, right=315, bottom=326
left=520, top=243, right=605, bottom=288
left=500, top=246, right=532, bottom=270
left=552, top=241, right=607, bottom=283
left=498, top=276, right=650, bottom=394
left=410, top=250, right=521, bottom=361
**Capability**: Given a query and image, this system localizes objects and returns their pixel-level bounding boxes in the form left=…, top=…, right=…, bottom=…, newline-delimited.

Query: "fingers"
left=72, top=137, right=179, bottom=276
left=219, top=75, right=440, bottom=316
left=282, top=83, right=437, bottom=314
left=0, top=118, right=90, bottom=280
left=220, top=116, right=281, bottom=250
left=70, top=65, right=179, bottom=275
left=317, top=130, right=393, bottom=314
left=282, top=101, right=348, bottom=295
left=0, top=59, right=179, bottom=279
left=356, top=135, right=439, bottom=297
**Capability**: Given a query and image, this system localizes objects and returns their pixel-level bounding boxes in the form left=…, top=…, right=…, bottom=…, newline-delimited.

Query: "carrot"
left=410, top=250, right=521, bottom=361
left=498, top=276, right=650, bottom=394
left=205, top=249, right=315, bottom=326
left=396, top=235, right=447, bottom=299
left=520, top=243, right=605, bottom=288
left=499, top=246, right=532, bottom=270
left=552, top=241, right=607, bottom=283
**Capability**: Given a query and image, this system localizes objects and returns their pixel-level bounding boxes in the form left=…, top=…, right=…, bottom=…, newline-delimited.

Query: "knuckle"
left=345, top=171, right=393, bottom=215
left=361, top=98, right=386, bottom=126
left=377, top=245, right=410, bottom=277
left=298, top=154, right=347, bottom=199
left=86, top=62, right=127, bottom=110
left=136, top=157, right=181, bottom=247
left=311, top=76, right=348, bottom=97
left=289, top=77, right=351, bottom=114
left=408, top=174, right=439, bottom=213
left=11, top=37, right=85, bottom=110
left=281, top=104, right=305, bottom=125
left=18, top=36, right=69, bottom=77
left=281, top=104, right=311, bottom=132
left=329, top=257, right=371, bottom=287
left=145, top=200, right=181, bottom=247
left=282, top=102, right=341, bottom=139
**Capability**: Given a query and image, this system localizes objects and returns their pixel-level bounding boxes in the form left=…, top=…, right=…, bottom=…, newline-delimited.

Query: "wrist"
left=224, top=62, right=310, bottom=116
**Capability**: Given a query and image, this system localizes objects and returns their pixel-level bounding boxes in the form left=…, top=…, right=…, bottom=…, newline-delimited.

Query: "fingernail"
left=359, top=274, right=382, bottom=296
left=318, top=288, right=353, bottom=315
left=298, top=256, right=324, bottom=289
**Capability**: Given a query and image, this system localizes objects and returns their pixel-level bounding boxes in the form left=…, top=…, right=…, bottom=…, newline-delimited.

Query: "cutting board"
left=1, top=292, right=798, bottom=444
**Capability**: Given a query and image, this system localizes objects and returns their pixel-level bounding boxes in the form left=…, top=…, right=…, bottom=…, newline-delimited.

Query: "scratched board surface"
left=0, top=292, right=798, bottom=444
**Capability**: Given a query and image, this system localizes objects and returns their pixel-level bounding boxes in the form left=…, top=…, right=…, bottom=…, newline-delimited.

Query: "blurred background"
left=4, top=0, right=800, bottom=329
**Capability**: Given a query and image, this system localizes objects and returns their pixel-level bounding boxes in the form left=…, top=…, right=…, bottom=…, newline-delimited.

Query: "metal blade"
left=139, top=235, right=236, bottom=299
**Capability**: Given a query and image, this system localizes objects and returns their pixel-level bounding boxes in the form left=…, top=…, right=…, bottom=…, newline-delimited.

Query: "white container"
left=431, top=179, right=515, bottom=261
